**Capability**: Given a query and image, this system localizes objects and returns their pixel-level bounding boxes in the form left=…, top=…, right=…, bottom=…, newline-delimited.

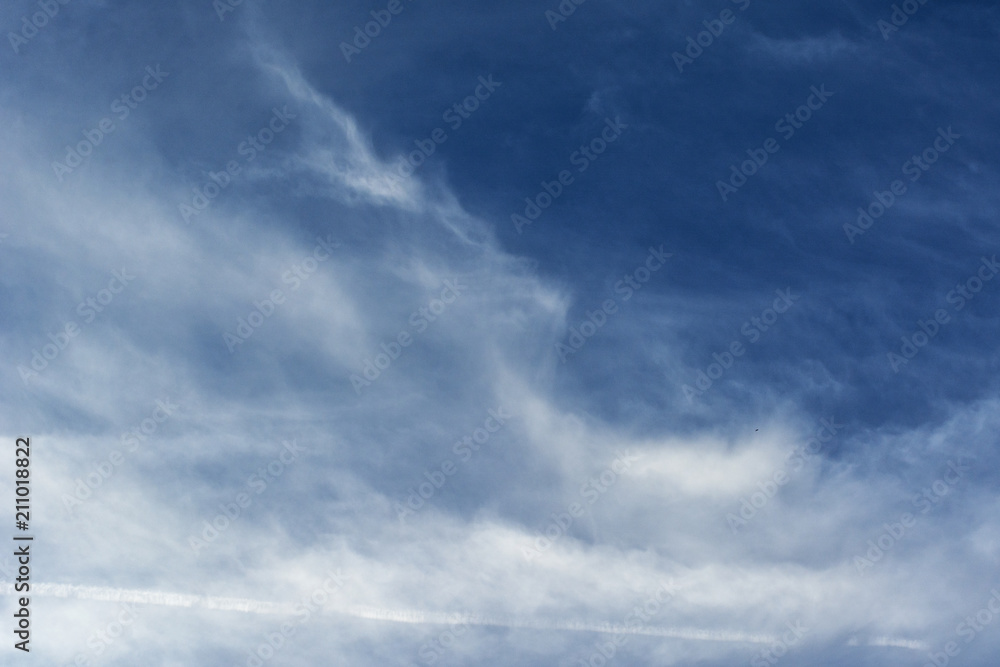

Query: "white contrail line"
left=0, top=583, right=295, bottom=615
left=0, top=583, right=925, bottom=650
left=5, top=583, right=768, bottom=643
left=868, top=636, right=930, bottom=651
left=341, top=604, right=777, bottom=644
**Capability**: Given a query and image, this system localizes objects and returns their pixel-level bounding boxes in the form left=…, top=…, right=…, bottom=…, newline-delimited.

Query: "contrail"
left=868, top=636, right=930, bottom=651
left=341, top=604, right=778, bottom=644
left=0, top=583, right=926, bottom=650
left=0, top=583, right=295, bottom=615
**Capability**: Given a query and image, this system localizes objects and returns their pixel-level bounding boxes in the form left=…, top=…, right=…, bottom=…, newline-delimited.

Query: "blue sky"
left=2, top=0, right=1000, bottom=665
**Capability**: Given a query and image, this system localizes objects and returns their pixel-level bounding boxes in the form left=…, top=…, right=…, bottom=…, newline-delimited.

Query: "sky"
left=1, top=0, right=999, bottom=665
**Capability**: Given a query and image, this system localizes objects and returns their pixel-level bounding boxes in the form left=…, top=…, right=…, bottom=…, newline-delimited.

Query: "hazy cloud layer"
left=1, top=0, right=998, bottom=665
